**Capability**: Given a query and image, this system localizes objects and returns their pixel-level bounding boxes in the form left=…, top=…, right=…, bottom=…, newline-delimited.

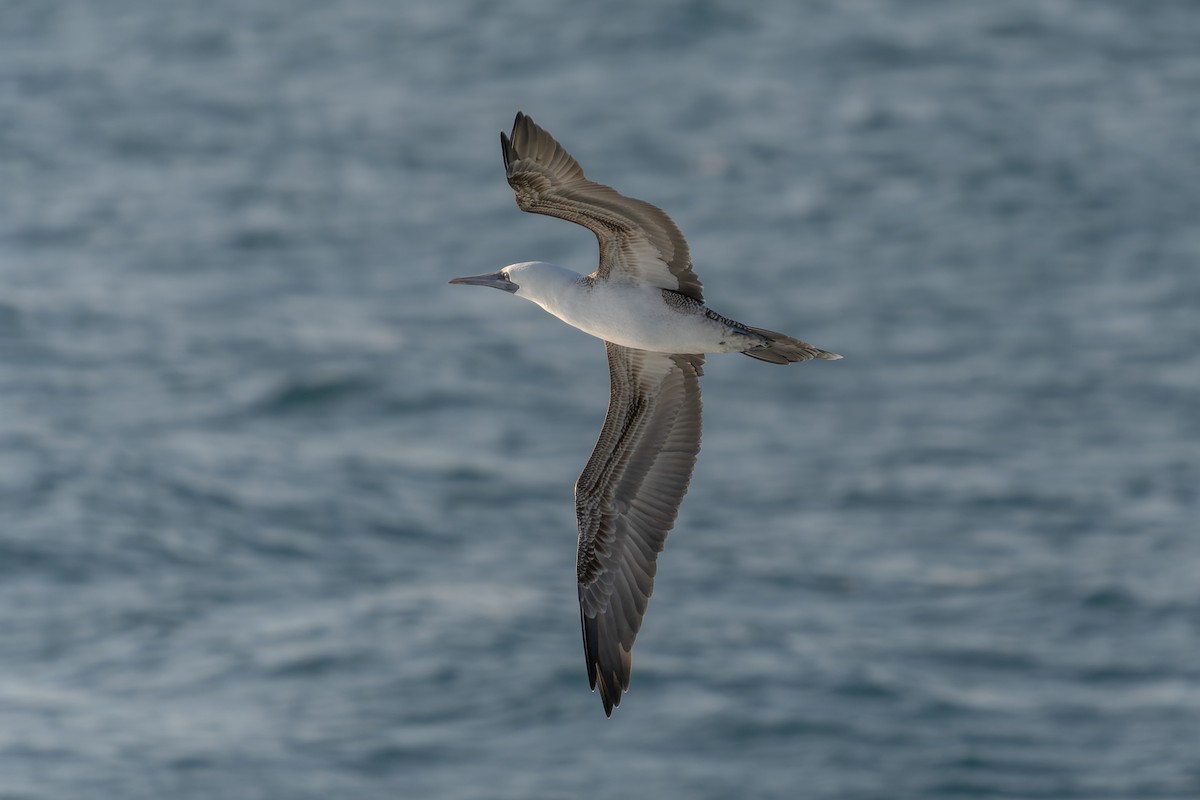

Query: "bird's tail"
left=741, top=326, right=842, bottom=364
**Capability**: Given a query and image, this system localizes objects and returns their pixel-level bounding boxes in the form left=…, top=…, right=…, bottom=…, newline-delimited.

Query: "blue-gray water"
left=3, top=1, right=1199, bottom=798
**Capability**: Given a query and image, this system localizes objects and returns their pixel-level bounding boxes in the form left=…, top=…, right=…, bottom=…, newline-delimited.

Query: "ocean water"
left=2, top=1, right=1199, bottom=798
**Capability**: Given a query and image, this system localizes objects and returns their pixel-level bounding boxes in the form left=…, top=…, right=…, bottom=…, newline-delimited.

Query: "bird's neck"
left=517, top=263, right=587, bottom=315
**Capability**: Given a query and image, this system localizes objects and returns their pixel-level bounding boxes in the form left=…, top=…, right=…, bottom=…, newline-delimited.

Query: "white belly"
left=537, top=283, right=738, bottom=354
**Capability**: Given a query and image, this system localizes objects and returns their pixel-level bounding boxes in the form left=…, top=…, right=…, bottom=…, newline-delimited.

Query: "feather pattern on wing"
left=501, top=112, right=704, bottom=302
left=575, top=343, right=704, bottom=715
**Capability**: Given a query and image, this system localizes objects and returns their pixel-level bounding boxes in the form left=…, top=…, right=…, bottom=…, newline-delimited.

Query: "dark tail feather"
left=742, top=326, right=842, bottom=364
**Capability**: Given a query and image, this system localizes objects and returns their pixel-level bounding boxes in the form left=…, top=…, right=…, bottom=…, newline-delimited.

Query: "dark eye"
left=501, top=272, right=510, bottom=281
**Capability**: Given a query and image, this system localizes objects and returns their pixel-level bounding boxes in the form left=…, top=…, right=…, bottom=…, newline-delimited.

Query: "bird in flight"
left=450, top=112, right=840, bottom=716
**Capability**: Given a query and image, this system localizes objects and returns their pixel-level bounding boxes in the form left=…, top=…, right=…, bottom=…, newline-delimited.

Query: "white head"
left=448, top=261, right=578, bottom=305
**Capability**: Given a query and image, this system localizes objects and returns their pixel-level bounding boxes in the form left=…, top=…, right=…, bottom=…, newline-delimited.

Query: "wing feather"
left=502, top=112, right=704, bottom=302
left=575, top=343, right=703, bottom=715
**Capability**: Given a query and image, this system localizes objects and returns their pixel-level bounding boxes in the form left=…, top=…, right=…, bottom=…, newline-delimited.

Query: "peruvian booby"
left=450, top=112, right=840, bottom=716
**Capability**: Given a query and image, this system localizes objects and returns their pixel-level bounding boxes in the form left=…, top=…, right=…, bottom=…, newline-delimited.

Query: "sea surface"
left=2, top=1, right=1199, bottom=798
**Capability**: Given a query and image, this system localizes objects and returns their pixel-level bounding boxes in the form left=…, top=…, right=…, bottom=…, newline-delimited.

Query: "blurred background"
left=2, top=1, right=1199, bottom=798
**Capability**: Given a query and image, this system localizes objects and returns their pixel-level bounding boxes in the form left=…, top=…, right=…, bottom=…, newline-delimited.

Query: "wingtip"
left=500, top=130, right=513, bottom=170
left=582, top=608, right=625, bottom=716
left=502, top=111, right=533, bottom=172
left=593, top=665, right=627, bottom=717
left=597, top=678, right=619, bottom=717
left=512, top=111, right=532, bottom=141
left=586, top=666, right=618, bottom=717
left=511, top=111, right=546, bottom=155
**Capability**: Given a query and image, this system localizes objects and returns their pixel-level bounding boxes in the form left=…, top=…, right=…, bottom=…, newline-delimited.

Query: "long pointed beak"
left=448, top=271, right=517, bottom=293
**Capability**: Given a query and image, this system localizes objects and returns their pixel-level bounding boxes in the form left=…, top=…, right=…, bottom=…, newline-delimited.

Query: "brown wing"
left=501, top=112, right=704, bottom=302
left=575, top=343, right=704, bottom=715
